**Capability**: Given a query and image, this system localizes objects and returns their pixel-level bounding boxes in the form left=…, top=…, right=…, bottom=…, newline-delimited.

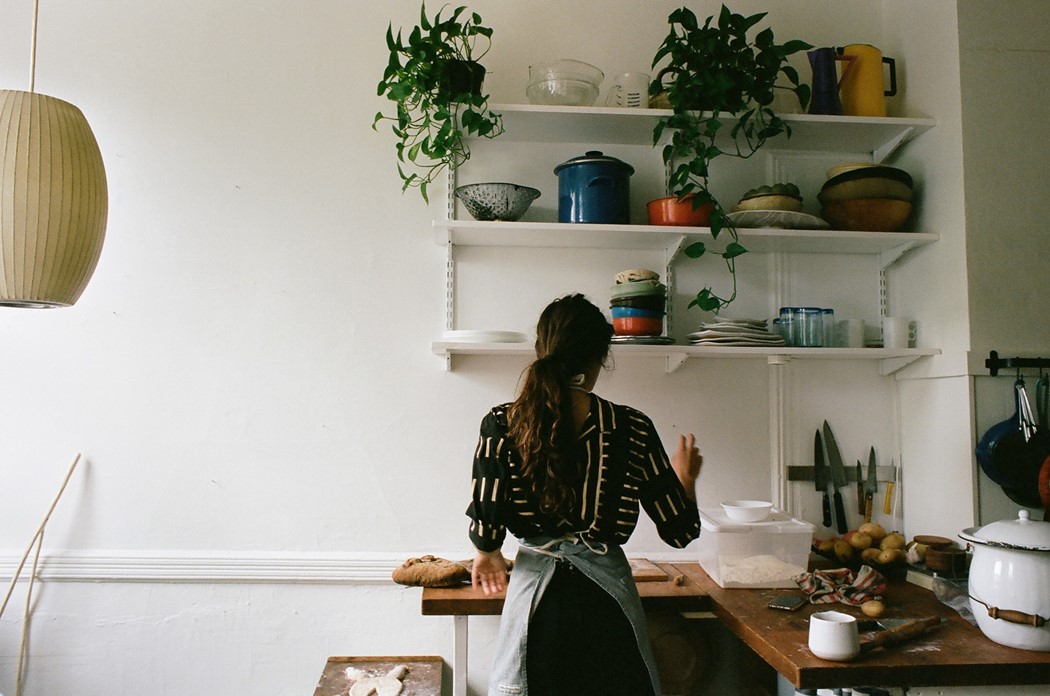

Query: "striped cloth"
left=794, top=565, right=887, bottom=605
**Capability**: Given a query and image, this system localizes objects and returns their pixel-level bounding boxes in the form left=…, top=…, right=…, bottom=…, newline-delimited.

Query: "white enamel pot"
left=959, top=510, right=1050, bottom=651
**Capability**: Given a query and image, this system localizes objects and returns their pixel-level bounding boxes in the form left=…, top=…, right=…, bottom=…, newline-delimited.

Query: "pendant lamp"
left=0, top=0, right=107, bottom=308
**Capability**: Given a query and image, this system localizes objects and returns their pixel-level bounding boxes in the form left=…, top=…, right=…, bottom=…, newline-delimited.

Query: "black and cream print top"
left=467, top=394, right=701, bottom=552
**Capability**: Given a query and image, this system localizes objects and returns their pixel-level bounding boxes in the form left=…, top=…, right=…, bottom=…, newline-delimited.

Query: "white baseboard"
left=0, top=550, right=433, bottom=584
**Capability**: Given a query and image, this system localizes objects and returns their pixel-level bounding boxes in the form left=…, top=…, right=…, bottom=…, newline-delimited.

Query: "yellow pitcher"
left=836, top=44, right=897, bottom=117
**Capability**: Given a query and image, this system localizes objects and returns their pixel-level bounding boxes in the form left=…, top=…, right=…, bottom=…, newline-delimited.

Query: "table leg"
left=453, top=614, right=468, bottom=696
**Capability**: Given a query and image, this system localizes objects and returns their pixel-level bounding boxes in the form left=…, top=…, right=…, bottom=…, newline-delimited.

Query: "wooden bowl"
left=821, top=198, right=913, bottom=232
left=818, top=177, right=914, bottom=204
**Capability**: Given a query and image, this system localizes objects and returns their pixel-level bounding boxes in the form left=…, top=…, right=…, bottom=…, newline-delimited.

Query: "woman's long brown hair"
left=507, top=294, right=613, bottom=518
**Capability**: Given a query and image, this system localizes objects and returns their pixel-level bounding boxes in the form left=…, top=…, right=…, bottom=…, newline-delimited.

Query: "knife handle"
left=833, top=491, right=848, bottom=534
left=822, top=492, right=832, bottom=527
left=860, top=616, right=942, bottom=652
left=883, top=481, right=895, bottom=515
left=864, top=493, right=873, bottom=524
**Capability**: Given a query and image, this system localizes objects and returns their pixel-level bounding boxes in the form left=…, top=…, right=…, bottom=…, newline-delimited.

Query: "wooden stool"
left=314, top=656, right=443, bottom=696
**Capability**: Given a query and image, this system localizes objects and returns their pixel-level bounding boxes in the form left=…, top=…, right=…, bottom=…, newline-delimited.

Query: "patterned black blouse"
left=467, top=393, right=701, bottom=553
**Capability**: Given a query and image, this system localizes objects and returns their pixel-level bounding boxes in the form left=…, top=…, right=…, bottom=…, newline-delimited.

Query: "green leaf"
left=781, top=39, right=813, bottom=55
left=723, top=242, right=748, bottom=259
left=688, top=289, right=723, bottom=313
left=684, top=241, right=707, bottom=259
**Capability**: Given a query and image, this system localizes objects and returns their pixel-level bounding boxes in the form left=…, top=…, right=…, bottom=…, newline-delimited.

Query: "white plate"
left=726, top=210, right=830, bottom=229
left=442, top=330, right=528, bottom=343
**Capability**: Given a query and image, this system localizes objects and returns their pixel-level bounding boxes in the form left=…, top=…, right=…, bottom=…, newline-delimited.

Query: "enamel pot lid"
left=960, top=509, right=1050, bottom=551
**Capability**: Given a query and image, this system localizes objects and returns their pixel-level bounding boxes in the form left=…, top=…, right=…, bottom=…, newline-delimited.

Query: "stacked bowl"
left=610, top=269, right=666, bottom=338
left=526, top=60, right=604, bottom=107
left=818, top=164, right=914, bottom=231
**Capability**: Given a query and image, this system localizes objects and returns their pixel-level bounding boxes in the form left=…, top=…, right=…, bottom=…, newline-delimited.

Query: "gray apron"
left=487, top=535, right=661, bottom=696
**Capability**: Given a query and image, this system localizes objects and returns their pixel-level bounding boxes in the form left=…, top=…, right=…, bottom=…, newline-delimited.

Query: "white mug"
left=607, top=72, right=650, bottom=108
left=882, top=317, right=916, bottom=348
left=839, top=319, right=865, bottom=348
left=808, top=610, right=860, bottom=661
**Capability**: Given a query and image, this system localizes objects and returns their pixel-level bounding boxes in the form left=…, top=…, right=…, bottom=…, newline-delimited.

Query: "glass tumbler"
left=796, top=307, right=824, bottom=347
left=778, top=307, right=798, bottom=347
left=822, top=308, right=836, bottom=347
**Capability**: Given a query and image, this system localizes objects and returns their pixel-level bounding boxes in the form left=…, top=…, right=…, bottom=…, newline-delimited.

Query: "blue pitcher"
left=808, top=47, right=855, bottom=116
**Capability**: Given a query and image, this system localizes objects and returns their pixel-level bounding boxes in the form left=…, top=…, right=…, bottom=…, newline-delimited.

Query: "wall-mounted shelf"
left=485, top=104, right=935, bottom=160
left=434, top=220, right=937, bottom=256
left=431, top=341, right=939, bottom=376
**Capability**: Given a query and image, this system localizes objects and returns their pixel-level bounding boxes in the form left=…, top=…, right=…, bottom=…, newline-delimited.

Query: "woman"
left=466, top=293, right=703, bottom=696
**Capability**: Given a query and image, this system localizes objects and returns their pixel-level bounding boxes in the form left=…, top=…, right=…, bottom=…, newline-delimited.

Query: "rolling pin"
left=860, top=616, right=944, bottom=652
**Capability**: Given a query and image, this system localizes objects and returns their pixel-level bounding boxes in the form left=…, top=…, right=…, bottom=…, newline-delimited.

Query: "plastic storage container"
left=697, top=507, right=815, bottom=588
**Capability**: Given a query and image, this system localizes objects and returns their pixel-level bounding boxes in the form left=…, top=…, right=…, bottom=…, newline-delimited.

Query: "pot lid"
left=554, top=150, right=635, bottom=175
left=960, top=509, right=1050, bottom=551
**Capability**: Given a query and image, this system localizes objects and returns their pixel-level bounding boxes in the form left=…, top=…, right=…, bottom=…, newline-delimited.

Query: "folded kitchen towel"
left=794, top=565, right=886, bottom=605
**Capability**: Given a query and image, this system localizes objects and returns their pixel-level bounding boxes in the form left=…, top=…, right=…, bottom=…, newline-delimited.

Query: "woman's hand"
left=672, top=433, right=702, bottom=501
left=472, top=548, right=509, bottom=595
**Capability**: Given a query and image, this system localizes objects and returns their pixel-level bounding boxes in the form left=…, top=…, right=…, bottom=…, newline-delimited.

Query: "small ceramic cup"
left=808, top=610, right=860, bottom=661
left=882, top=317, right=916, bottom=348
left=839, top=319, right=866, bottom=348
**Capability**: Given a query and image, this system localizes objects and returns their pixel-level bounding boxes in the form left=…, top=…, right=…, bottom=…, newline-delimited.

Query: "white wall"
left=0, top=1, right=1041, bottom=695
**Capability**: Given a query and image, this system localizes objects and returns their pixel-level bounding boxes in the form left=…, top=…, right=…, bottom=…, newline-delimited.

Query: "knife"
left=822, top=420, right=849, bottom=534
left=864, top=447, right=878, bottom=523
left=814, top=430, right=831, bottom=528
left=856, top=460, right=865, bottom=511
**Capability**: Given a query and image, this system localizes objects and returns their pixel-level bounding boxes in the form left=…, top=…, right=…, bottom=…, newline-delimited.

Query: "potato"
left=860, top=547, right=882, bottom=564
left=858, top=522, right=887, bottom=542
left=880, top=532, right=906, bottom=550
left=834, top=539, right=855, bottom=563
left=816, top=538, right=836, bottom=554
left=877, top=548, right=905, bottom=565
left=849, top=532, right=873, bottom=550
left=861, top=600, right=886, bottom=618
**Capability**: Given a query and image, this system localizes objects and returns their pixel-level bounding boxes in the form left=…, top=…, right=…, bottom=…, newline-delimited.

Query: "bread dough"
left=391, top=555, right=471, bottom=587
left=348, top=665, right=408, bottom=696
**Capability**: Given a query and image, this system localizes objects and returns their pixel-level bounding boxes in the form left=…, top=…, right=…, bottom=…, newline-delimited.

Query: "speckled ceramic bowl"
left=454, top=183, right=541, bottom=222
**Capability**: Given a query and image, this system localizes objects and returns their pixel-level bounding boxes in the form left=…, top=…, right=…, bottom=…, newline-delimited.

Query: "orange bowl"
left=647, top=194, right=713, bottom=227
left=821, top=198, right=913, bottom=232
left=613, top=315, right=663, bottom=336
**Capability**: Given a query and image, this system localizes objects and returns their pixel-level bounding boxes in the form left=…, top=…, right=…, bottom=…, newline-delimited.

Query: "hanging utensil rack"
left=986, top=351, right=1050, bottom=376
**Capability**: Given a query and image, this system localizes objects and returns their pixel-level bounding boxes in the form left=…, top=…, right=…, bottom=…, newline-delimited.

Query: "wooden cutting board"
left=630, top=558, right=670, bottom=582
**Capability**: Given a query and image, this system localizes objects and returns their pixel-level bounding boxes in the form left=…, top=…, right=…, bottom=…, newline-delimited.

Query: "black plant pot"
left=441, top=60, right=486, bottom=102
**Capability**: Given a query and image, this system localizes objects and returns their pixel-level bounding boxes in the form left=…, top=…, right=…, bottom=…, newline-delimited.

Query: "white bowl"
left=721, top=500, right=773, bottom=522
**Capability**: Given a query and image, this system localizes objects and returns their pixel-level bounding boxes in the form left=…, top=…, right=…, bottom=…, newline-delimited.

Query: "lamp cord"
left=0, top=453, right=81, bottom=619
left=29, top=0, right=40, bottom=92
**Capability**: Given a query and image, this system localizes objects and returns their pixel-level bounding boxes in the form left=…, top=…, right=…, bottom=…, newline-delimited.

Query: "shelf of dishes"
left=431, top=341, right=940, bottom=375
left=480, top=104, right=935, bottom=159
left=434, top=219, right=938, bottom=256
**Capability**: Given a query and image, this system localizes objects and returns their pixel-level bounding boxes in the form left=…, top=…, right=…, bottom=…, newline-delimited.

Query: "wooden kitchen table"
left=673, top=562, right=1050, bottom=690
left=421, top=560, right=1050, bottom=694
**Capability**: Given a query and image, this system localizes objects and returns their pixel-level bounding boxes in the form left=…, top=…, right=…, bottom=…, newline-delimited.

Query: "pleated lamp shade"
left=0, top=89, right=107, bottom=308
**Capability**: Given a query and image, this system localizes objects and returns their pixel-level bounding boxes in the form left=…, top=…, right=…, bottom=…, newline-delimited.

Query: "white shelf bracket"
left=877, top=242, right=918, bottom=271
left=880, top=354, right=925, bottom=376
left=873, top=126, right=914, bottom=163
left=665, top=352, right=688, bottom=374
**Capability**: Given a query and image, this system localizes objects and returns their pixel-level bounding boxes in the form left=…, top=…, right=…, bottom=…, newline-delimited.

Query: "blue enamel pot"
left=554, top=150, right=634, bottom=224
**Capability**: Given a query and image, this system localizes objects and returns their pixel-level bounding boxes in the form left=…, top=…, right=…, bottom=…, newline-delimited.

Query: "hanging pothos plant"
left=374, top=2, right=504, bottom=203
left=651, top=5, right=811, bottom=312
